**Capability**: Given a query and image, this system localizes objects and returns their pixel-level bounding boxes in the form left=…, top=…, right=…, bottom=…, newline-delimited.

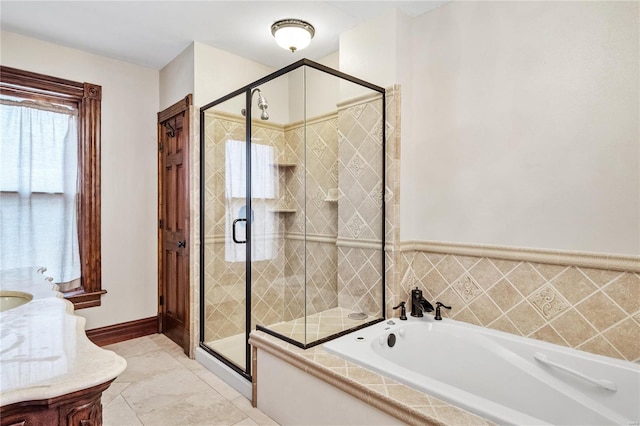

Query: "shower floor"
left=206, top=333, right=248, bottom=370
left=205, top=307, right=376, bottom=371
left=266, top=306, right=375, bottom=343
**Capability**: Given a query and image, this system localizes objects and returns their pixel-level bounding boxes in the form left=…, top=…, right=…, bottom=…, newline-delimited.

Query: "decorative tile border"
left=402, top=240, right=640, bottom=273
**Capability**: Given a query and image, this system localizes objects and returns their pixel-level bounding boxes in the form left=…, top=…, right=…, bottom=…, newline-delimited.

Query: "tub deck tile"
left=249, top=330, right=494, bottom=426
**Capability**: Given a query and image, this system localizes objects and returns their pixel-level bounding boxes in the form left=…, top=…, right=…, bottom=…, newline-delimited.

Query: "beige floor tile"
left=102, top=382, right=130, bottom=406
left=230, top=396, right=279, bottom=426
left=232, top=417, right=260, bottom=426
left=103, top=399, right=143, bottom=426
left=116, top=349, right=184, bottom=383
left=105, top=336, right=162, bottom=358
left=195, top=369, right=243, bottom=401
left=148, top=334, right=190, bottom=359
left=103, top=334, right=278, bottom=426
left=137, top=391, right=247, bottom=426
left=172, top=350, right=210, bottom=372
left=122, top=368, right=218, bottom=415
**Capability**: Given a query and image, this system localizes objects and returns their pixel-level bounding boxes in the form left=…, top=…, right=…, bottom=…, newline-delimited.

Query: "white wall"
left=159, top=43, right=195, bottom=110
left=288, top=51, right=341, bottom=122
left=1, top=31, right=160, bottom=328
left=339, top=8, right=415, bottom=239
left=339, top=9, right=403, bottom=95
left=410, top=2, right=639, bottom=255
left=193, top=42, right=299, bottom=127
left=194, top=42, right=274, bottom=107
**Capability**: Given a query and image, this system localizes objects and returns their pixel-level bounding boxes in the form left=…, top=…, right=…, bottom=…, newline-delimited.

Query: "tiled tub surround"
left=250, top=247, right=639, bottom=426
left=379, top=84, right=640, bottom=364
left=394, top=244, right=640, bottom=363
left=249, top=330, right=491, bottom=426
left=323, top=315, right=639, bottom=425
left=249, top=85, right=640, bottom=424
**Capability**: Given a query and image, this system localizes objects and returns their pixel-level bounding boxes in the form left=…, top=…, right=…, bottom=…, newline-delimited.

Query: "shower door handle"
left=232, top=218, right=247, bottom=244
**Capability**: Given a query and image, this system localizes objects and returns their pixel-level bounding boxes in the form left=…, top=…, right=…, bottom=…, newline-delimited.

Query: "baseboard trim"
left=86, top=316, right=159, bottom=347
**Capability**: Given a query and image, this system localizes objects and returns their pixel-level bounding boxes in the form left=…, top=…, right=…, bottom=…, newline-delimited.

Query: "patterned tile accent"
left=528, top=284, right=569, bottom=320
left=398, top=251, right=640, bottom=362
left=452, top=274, right=482, bottom=302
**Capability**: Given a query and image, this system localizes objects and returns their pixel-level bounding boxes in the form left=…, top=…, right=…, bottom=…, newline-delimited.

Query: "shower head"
left=257, top=91, right=269, bottom=121
left=241, top=88, right=269, bottom=120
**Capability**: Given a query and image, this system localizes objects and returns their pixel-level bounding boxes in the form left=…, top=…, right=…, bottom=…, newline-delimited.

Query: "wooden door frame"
left=157, top=94, right=192, bottom=353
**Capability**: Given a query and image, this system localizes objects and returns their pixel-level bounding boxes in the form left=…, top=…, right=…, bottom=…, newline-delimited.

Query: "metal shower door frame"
left=199, top=58, right=386, bottom=381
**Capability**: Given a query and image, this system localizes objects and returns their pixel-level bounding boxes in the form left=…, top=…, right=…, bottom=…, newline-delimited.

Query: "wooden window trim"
left=0, top=65, right=104, bottom=309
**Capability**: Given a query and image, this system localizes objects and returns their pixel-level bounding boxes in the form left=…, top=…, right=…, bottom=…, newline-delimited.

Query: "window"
left=0, top=66, right=104, bottom=308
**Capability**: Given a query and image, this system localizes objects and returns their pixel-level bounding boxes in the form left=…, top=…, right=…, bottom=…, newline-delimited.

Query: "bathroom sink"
left=0, top=291, right=33, bottom=312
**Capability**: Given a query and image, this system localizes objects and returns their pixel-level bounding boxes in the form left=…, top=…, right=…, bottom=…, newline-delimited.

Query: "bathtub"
left=323, top=316, right=640, bottom=426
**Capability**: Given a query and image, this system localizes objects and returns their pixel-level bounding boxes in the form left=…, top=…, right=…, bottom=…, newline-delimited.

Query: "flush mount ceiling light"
left=271, top=19, right=315, bottom=53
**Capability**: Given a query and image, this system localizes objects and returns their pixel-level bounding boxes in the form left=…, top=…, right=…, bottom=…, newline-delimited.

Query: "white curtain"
left=0, top=99, right=80, bottom=283
left=225, top=139, right=277, bottom=262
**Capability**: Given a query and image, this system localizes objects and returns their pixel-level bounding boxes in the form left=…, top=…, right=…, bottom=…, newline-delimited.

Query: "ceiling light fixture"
left=271, top=19, right=315, bottom=53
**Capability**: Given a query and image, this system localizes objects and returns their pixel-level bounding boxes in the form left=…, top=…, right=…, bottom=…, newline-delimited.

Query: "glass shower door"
left=200, top=59, right=386, bottom=378
left=247, top=76, right=296, bottom=347
left=201, top=92, right=249, bottom=374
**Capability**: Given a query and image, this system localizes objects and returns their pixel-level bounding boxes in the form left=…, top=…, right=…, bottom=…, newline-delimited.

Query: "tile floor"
left=102, top=334, right=279, bottom=426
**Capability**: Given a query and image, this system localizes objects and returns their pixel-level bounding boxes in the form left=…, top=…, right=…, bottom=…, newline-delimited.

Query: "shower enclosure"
left=199, top=59, right=385, bottom=380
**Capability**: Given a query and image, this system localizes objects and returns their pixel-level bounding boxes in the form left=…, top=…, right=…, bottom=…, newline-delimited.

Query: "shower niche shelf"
left=270, top=209, right=296, bottom=213
left=270, top=162, right=297, bottom=168
left=324, top=188, right=339, bottom=203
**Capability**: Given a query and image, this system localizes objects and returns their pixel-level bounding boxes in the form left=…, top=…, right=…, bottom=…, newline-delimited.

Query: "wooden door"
left=158, top=95, right=191, bottom=354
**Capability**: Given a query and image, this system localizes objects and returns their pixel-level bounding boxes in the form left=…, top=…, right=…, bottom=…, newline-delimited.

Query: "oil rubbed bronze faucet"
left=434, top=302, right=452, bottom=320
left=410, top=287, right=434, bottom=317
left=393, top=301, right=407, bottom=320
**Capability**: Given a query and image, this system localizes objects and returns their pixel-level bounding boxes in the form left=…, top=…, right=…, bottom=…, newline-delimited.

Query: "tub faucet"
left=410, top=287, right=434, bottom=317
left=434, top=302, right=451, bottom=320
left=393, top=301, right=407, bottom=320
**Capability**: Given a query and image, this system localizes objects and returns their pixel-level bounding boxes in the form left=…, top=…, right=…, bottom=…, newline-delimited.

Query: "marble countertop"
left=0, top=267, right=126, bottom=406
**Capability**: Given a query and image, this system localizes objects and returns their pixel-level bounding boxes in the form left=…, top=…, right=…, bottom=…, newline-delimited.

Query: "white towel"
left=224, top=140, right=277, bottom=262
left=225, top=140, right=275, bottom=199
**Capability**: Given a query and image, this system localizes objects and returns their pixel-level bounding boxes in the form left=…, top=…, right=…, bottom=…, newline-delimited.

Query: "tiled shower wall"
left=202, top=111, right=345, bottom=341
left=281, top=115, right=340, bottom=321
left=336, top=94, right=385, bottom=316
left=202, top=112, right=287, bottom=341
left=382, top=85, right=640, bottom=363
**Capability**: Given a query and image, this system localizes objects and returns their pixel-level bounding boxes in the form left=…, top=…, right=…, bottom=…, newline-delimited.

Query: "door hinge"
left=159, top=295, right=163, bottom=306
left=159, top=219, right=163, bottom=229
left=158, top=142, right=163, bottom=152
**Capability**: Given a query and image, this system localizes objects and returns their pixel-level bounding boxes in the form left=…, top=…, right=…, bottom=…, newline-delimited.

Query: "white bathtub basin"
left=0, top=291, right=33, bottom=312
left=324, top=316, right=640, bottom=425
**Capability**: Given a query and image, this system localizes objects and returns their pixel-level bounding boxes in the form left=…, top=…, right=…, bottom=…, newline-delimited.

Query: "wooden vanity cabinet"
left=0, top=380, right=113, bottom=426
